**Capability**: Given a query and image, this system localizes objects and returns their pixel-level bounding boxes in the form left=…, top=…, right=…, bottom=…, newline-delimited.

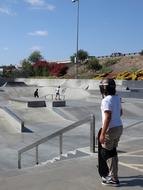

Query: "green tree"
left=86, top=58, right=102, bottom=71
left=71, top=49, right=89, bottom=63
left=139, top=50, right=143, bottom=56
left=33, top=66, right=40, bottom=76
left=21, top=59, right=33, bottom=77
left=42, top=67, right=49, bottom=76
left=28, top=51, right=43, bottom=63
left=70, top=55, right=75, bottom=63
left=77, top=49, right=89, bottom=63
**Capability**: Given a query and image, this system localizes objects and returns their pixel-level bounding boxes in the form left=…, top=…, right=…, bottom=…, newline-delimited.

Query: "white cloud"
left=3, top=47, right=9, bottom=51
left=0, top=7, right=16, bottom=15
left=28, top=30, right=48, bottom=36
left=0, top=47, right=9, bottom=52
left=30, top=45, right=42, bottom=51
left=25, top=0, right=55, bottom=11
left=25, top=0, right=44, bottom=6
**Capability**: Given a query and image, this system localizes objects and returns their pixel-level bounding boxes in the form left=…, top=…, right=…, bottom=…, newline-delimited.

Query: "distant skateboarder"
left=34, top=89, right=39, bottom=98
left=98, top=78, right=123, bottom=186
left=55, top=86, right=61, bottom=100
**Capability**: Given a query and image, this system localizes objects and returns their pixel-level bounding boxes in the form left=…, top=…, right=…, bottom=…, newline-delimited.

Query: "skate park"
left=0, top=78, right=142, bottom=190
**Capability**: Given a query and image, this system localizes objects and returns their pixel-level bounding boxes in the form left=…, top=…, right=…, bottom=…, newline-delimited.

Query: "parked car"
left=110, top=52, right=123, bottom=57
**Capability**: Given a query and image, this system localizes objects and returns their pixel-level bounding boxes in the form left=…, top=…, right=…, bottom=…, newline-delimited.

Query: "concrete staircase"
left=42, top=148, right=92, bottom=164
left=0, top=155, right=98, bottom=190
left=0, top=154, right=142, bottom=190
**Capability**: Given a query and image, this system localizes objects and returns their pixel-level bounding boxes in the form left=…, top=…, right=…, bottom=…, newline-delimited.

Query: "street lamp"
left=72, top=0, right=80, bottom=79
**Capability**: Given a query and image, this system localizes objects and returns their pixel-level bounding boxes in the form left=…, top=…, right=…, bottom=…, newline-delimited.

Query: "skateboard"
left=98, top=128, right=109, bottom=178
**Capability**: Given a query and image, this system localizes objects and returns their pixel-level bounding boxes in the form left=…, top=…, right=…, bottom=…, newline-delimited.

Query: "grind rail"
left=41, top=94, right=65, bottom=100
left=18, top=114, right=95, bottom=169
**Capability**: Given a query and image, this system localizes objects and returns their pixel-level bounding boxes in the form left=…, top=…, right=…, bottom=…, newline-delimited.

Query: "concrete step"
left=0, top=155, right=142, bottom=190
left=0, top=156, right=97, bottom=190
left=48, top=149, right=91, bottom=163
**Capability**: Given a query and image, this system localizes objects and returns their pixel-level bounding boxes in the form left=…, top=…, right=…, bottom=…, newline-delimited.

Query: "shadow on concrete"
left=22, top=126, right=33, bottom=133
left=120, top=175, right=143, bottom=187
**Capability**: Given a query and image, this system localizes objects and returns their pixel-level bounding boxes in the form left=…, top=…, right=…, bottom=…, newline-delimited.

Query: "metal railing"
left=44, top=94, right=65, bottom=100
left=44, top=94, right=54, bottom=100
left=18, top=114, right=95, bottom=169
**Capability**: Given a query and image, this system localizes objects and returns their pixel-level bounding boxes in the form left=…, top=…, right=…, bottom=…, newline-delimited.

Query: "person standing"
left=55, top=86, right=61, bottom=100
left=99, top=78, right=123, bottom=187
left=34, top=89, right=39, bottom=98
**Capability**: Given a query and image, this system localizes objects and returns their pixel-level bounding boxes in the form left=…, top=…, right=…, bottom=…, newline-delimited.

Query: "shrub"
left=103, top=58, right=120, bottom=67
left=33, top=61, right=68, bottom=77
left=50, top=63, right=68, bottom=77
left=139, top=50, right=143, bottom=55
left=86, top=58, right=102, bottom=71
left=100, top=66, right=113, bottom=74
left=33, top=61, right=50, bottom=76
left=127, top=67, right=138, bottom=73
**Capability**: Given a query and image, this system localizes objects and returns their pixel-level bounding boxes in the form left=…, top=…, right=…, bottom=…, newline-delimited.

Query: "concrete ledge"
left=0, top=107, right=24, bottom=133
left=28, top=101, right=46, bottom=107
left=52, top=100, right=66, bottom=107
left=10, top=97, right=46, bottom=108
left=10, top=97, right=66, bottom=108
left=10, top=100, right=27, bottom=107
left=130, top=89, right=139, bottom=92
left=0, top=107, right=32, bottom=133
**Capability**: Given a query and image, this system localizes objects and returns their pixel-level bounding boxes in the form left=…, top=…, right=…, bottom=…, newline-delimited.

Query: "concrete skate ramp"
left=40, top=86, right=89, bottom=100
left=122, top=80, right=143, bottom=88
left=0, top=77, right=7, bottom=86
left=16, top=78, right=143, bottom=90
left=11, top=79, right=91, bottom=100
left=16, top=78, right=100, bottom=89
left=0, top=78, right=143, bottom=172
left=3, top=81, right=27, bottom=87
left=10, top=97, right=47, bottom=108
left=1, top=86, right=89, bottom=101
left=1, top=87, right=38, bottom=98
left=9, top=107, right=73, bottom=134
left=0, top=108, right=22, bottom=133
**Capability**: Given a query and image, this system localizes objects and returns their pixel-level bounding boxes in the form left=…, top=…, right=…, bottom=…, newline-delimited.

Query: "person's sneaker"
left=101, top=176, right=107, bottom=183
left=101, top=178, right=120, bottom=187
left=101, top=176, right=111, bottom=182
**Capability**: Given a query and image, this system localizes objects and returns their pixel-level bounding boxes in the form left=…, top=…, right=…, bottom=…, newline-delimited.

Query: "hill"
left=65, top=54, right=143, bottom=80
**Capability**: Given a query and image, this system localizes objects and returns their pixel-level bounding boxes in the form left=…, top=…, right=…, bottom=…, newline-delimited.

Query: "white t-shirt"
left=56, top=87, right=60, bottom=94
left=101, top=95, right=122, bottom=129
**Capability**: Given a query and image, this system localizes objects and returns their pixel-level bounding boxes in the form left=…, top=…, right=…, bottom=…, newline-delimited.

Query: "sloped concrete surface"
left=0, top=121, right=142, bottom=190
left=0, top=79, right=142, bottom=190
left=0, top=155, right=142, bottom=190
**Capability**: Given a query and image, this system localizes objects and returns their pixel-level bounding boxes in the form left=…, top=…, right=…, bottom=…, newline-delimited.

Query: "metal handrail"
left=18, top=114, right=95, bottom=169
left=43, top=94, right=65, bottom=100
left=44, top=94, right=54, bottom=100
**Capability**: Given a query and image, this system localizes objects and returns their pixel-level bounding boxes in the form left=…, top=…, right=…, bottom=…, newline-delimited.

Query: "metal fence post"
left=90, top=114, right=95, bottom=153
left=59, top=134, right=63, bottom=157
left=36, top=145, right=39, bottom=165
left=18, top=152, right=21, bottom=169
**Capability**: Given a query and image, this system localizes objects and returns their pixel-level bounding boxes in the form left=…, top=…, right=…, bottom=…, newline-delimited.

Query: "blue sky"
left=0, top=0, right=143, bottom=66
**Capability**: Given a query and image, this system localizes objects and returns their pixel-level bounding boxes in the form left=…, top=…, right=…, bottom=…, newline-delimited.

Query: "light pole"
left=72, top=0, right=80, bottom=79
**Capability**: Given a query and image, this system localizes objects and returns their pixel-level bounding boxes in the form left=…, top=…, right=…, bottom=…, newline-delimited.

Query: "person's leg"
left=57, top=93, right=60, bottom=100
left=102, top=126, right=123, bottom=181
left=55, top=93, right=57, bottom=100
left=106, top=155, right=118, bottom=180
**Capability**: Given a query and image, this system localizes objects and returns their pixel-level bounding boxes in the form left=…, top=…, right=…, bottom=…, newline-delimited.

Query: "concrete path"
left=0, top=155, right=142, bottom=190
